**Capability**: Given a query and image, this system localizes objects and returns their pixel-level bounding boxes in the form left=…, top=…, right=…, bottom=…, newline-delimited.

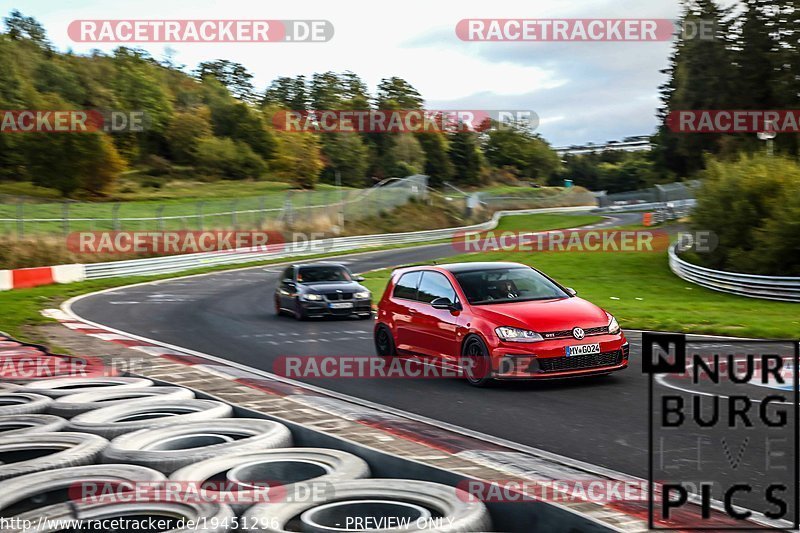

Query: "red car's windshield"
left=454, top=267, right=568, bottom=305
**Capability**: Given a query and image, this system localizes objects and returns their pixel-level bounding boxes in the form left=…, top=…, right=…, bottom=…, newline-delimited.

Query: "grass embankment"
left=0, top=212, right=602, bottom=344
left=359, top=221, right=799, bottom=340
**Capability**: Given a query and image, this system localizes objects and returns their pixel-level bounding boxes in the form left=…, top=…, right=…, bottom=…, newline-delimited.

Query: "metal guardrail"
left=593, top=199, right=695, bottom=215
left=83, top=206, right=592, bottom=279
left=669, top=243, right=800, bottom=303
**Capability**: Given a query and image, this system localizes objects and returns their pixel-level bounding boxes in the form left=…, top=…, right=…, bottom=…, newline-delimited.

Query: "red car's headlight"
left=495, top=326, right=544, bottom=343
left=608, top=315, right=621, bottom=334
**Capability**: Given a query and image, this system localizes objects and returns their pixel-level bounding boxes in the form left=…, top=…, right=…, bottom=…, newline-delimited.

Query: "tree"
left=448, top=131, right=482, bottom=184
left=262, top=77, right=295, bottom=107
left=271, top=133, right=323, bottom=189
left=26, top=133, right=125, bottom=196
left=653, top=0, right=737, bottom=177
left=388, top=134, right=426, bottom=176
left=375, top=77, right=423, bottom=109
left=309, top=72, right=344, bottom=109
left=4, top=10, right=51, bottom=50
left=194, top=137, right=267, bottom=180
left=320, top=133, right=369, bottom=186
left=166, top=107, right=212, bottom=163
left=691, top=154, right=800, bottom=275
left=196, top=60, right=255, bottom=103
left=111, top=47, right=174, bottom=160
left=205, top=81, right=275, bottom=161
left=485, top=124, right=561, bottom=181
left=417, top=133, right=453, bottom=187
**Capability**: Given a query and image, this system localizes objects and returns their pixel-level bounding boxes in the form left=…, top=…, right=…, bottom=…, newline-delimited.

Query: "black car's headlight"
left=302, top=293, right=324, bottom=301
left=354, top=291, right=370, bottom=299
left=495, top=326, right=544, bottom=342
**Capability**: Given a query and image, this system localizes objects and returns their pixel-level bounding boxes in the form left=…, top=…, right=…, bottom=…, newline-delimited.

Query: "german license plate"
left=329, top=302, right=354, bottom=309
left=565, top=343, right=601, bottom=357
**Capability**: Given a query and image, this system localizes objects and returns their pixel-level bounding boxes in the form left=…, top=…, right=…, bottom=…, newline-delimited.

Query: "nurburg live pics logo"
left=643, top=332, right=799, bottom=530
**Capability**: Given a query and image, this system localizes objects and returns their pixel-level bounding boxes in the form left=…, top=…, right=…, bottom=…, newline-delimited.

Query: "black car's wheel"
left=462, top=336, right=494, bottom=387
left=294, top=300, right=308, bottom=321
left=374, top=324, right=396, bottom=357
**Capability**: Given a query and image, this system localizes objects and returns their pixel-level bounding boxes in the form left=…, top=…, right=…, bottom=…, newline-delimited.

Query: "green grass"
left=477, top=185, right=565, bottom=197
left=359, top=247, right=799, bottom=340
left=492, top=213, right=602, bottom=232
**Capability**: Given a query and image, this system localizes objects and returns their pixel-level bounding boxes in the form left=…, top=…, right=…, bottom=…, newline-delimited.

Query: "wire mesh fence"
left=595, top=180, right=701, bottom=207
left=0, top=175, right=430, bottom=237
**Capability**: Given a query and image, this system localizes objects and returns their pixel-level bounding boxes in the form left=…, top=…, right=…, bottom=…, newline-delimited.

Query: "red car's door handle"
left=408, top=308, right=417, bottom=314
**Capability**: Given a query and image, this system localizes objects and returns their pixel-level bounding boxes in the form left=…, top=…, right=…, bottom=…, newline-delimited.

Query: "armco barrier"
left=669, top=243, right=800, bottom=302
left=77, top=206, right=592, bottom=281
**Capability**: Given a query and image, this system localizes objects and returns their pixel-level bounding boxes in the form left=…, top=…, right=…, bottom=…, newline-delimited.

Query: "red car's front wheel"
left=462, top=336, right=494, bottom=387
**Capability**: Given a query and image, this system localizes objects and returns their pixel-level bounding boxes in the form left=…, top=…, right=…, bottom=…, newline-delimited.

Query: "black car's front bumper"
left=298, top=299, right=372, bottom=317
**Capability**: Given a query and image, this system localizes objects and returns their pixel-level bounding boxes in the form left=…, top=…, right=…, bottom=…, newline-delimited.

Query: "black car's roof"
left=436, top=262, right=528, bottom=273
left=295, top=262, right=346, bottom=269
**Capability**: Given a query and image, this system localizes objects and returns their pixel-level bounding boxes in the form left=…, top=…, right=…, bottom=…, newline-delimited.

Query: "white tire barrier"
left=67, top=399, right=233, bottom=438
left=0, top=464, right=165, bottom=518
left=0, top=414, right=66, bottom=435
left=0, top=392, right=52, bottom=416
left=170, top=448, right=370, bottom=512
left=49, top=386, right=195, bottom=418
left=0, top=432, right=108, bottom=480
left=102, top=418, right=293, bottom=474
left=21, top=377, right=154, bottom=398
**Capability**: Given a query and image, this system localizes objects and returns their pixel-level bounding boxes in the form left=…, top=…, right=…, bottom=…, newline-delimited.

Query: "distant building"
left=554, top=135, right=651, bottom=156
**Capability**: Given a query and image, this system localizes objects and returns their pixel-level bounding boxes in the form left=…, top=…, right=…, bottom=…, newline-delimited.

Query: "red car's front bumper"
left=488, top=333, right=629, bottom=380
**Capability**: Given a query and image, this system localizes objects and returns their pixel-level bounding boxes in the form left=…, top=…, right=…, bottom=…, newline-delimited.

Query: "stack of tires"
left=0, top=375, right=492, bottom=532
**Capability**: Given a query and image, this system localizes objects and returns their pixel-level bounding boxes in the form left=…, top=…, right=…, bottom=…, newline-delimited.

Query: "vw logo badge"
left=572, top=327, right=585, bottom=340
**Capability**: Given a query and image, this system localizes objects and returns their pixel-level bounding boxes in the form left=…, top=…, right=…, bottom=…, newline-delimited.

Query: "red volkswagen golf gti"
left=374, top=262, right=629, bottom=386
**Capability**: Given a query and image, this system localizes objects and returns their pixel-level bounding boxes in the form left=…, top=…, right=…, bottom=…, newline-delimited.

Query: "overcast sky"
left=11, top=0, right=692, bottom=146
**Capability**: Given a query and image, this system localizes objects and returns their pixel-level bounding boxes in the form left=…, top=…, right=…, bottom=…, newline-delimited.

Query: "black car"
left=274, top=263, right=372, bottom=320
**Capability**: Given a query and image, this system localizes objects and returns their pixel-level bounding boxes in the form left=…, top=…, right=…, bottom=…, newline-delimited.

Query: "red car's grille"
left=537, top=350, right=622, bottom=373
left=541, top=326, right=608, bottom=340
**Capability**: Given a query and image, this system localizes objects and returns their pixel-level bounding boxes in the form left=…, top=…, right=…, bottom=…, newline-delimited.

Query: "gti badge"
left=572, top=327, right=585, bottom=340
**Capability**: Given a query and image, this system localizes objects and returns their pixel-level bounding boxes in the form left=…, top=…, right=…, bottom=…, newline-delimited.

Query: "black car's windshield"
left=454, top=267, right=568, bottom=305
left=297, top=266, right=352, bottom=283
